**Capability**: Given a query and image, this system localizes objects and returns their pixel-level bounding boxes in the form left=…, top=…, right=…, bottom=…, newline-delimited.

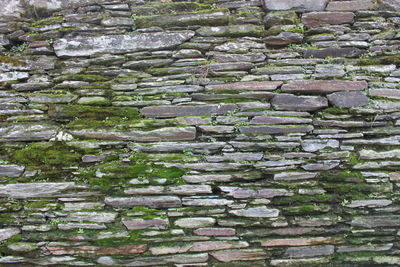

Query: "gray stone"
left=282, top=80, right=368, bottom=94
left=264, top=32, right=303, bottom=46
left=123, top=218, right=169, bottom=230
left=58, top=223, right=107, bottom=230
left=305, top=47, right=364, bottom=58
left=0, top=72, right=28, bottom=82
left=54, top=31, right=195, bottom=57
left=229, top=206, right=279, bottom=218
left=350, top=215, right=400, bottom=228
left=360, top=149, right=400, bottom=160
left=64, top=212, right=117, bottom=223
left=274, top=172, right=317, bottom=181
left=211, top=248, right=268, bottom=262
left=315, top=64, right=345, bottom=78
left=196, top=24, right=264, bottom=37
left=0, top=182, right=75, bottom=199
left=0, top=228, right=20, bottom=242
left=174, top=217, right=216, bottom=228
left=264, top=11, right=298, bottom=28
left=28, top=93, right=77, bottom=104
left=327, top=91, right=369, bottom=108
left=105, top=196, right=182, bottom=209
left=346, top=199, right=392, bottom=208
left=0, top=165, right=24, bottom=178
left=182, top=197, right=234, bottom=206
left=284, top=245, right=334, bottom=258
left=141, top=104, right=235, bottom=118
left=263, top=0, right=328, bottom=11
left=301, top=139, right=339, bottom=152
left=7, top=242, right=38, bottom=252
left=271, top=94, right=328, bottom=111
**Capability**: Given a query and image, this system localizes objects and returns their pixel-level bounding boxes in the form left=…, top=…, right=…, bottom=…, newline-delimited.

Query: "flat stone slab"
left=305, top=47, right=364, bottom=58
left=105, top=196, right=182, bottom=209
left=69, top=127, right=196, bottom=142
left=0, top=228, right=21, bottom=242
left=174, top=217, right=216, bottom=228
left=0, top=182, right=75, bottom=199
left=0, top=165, right=25, bottom=178
left=284, top=245, right=334, bottom=258
left=282, top=80, right=368, bottom=94
left=350, top=215, right=400, bottom=228
left=326, top=0, right=375, bottom=11
left=239, top=125, right=313, bottom=134
left=206, top=81, right=282, bottom=91
left=0, top=72, right=28, bottom=82
left=141, top=104, right=235, bottom=118
left=302, top=12, right=355, bottom=28
left=229, top=206, right=279, bottom=218
left=271, top=94, right=328, bottom=111
left=123, top=218, right=169, bottom=230
left=262, top=0, right=328, bottom=11
left=211, top=248, right=268, bottom=262
left=54, top=31, right=195, bottom=57
left=64, top=212, right=117, bottom=223
left=346, top=199, right=392, bottom=208
left=327, top=91, right=369, bottom=108
left=264, top=32, right=303, bottom=46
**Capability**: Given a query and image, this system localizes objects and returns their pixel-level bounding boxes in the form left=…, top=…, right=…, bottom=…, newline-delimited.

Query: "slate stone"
left=0, top=72, right=28, bottom=82
left=123, top=218, right=168, bottom=230
left=282, top=80, right=368, bottom=94
left=0, top=165, right=24, bottom=177
left=54, top=31, right=195, bottom=57
left=129, top=142, right=225, bottom=154
left=174, top=217, right=216, bottom=228
left=0, top=182, right=75, bottom=199
left=251, top=116, right=311, bottom=125
left=262, top=237, right=339, bottom=247
left=264, top=11, right=298, bottom=28
left=206, top=81, right=282, bottom=91
left=304, top=47, right=365, bottom=58
left=7, top=242, right=38, bottom=252
left=327, top=91, right=369, bottom=108
left=58, top=223, right=106, bottom=230
left=274, top=172, right=317, bottom=181
left=69, top=127, right=196, bottom=142
left=301, top=139, right=339, bottom=152
left=213, top=52, right=266, bottom=63
left=369, top=89, right=400, bottom=99
left=211, top=248, right=268, bottom=262
left=350, top=215, right=400, bottom=228
left=284, top=245, right=334, bottom=258
left=105, top=196, right=182, bottom=209
left=182, top=197, right=234, bottom=206
left=264, top=32, right=303, bottom=46
left=65, top=212, right=117, bottom=223
left=302, top=12, right=355, bottom=28
left=196, top=24, right=265, bottom=37
left=326, top=0, right=375, bottom=11
left=194, top=228, right=235, bottom=236
left=189, top=241, right=249, bottom=252
left=239, top=125, right=313, bottom=134
left=140, top=104, right=235, bottom=118
left=44, top=244, right=147, bottom=256
left=271, top=94, right=328, bottom=111
left=229, top=206, right=279, bottom=218
left=262, top=0, right=328, bottom=11
left=360, top=149, right=400, bottom=160
left=0, top=228, right=20, bottom=242
left=346, top=199, right=392, bottom=208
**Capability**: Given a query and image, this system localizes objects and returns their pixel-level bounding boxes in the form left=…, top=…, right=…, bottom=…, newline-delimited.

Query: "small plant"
left=324, top=56, right=334, bottom=64
left=183, top=148, right=194, bottom=157
left=10, top=42, right=28, bottom=54
left=211, top=3, right=217, bottom=9
left=131, top=13, right=138, bottom=21
left=77, top=228, right=85, bottom=234
left=132, top=95, right=143, bottom=101
left=0, top=159, right=10, bottom=164
left=47, top=38, right=54, bottom=45
left=234, top=121, right=250, bottom=132
left=209, top=137, right=217, bottom=143
left=341, top=199, right=349, bottom=206
left=50, top=218, right=60, bottom=226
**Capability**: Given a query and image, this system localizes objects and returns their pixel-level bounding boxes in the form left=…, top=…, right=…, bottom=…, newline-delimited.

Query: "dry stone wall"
left=0, top=0, right=400, bottom=265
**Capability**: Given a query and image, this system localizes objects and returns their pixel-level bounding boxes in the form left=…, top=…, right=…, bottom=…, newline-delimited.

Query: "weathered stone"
left=63, top=202, right=104, bottom=211
left=141, top=104, right=235, bottom=118
left=229, top=206, right=279, bottom=218
left=65, top=212, right=117, bottom=223
left=337, top=243, right=393, bottom=253
left=196, top=24, right=265, bottom=37
left=302, top=12, right=354, bottom=28
left=220, top=186, right=291, bottom=199
left=211, top=248, right=268, bottom=262
left=0, top=228, right=20, bottom=242
left=264, top=11, right=298, bottom=28
left=239, top=125, right=313, bottom=134
left=284, top=245, right=334, bottom=258
left=346, top=199, right=392, bottom=208
left=326, top=0, right=375, bottom=11
left=251, top=116, right=312, bottom=124
left=105, top=196, right=182, bottom=209
left=199, top=126, right=235, bottom=134
left=169, top=185, right=212, bottom=195
left=264, top=32, right=303, bottom=46
left=77, top=97, right=110, bottom=106
left=360, top=149, right=400, bottom=160
left=81, top=154, right=106, bottom=163
left=271, top=94, right=328, bottom=111
left=0, top=165, right=24, bottom=178
left=213, top=52, right=266, bottom=63
left=214, top=41, right=265, bottom=52
left=0, top=72, right=28, bottom=82
left=190, top=241, right=249, bottom=252
left=270, top=257, right=331, bottom=266
left=54, top=31, right=195, bottom=57
left=129, top=142, right=226, bottom=154
left=263, top=0, right=328, bottom=11
left=262, top=237, right=341, bottom=247
left=327, top=91, right=369, bottom=108
left=7, top=242, right=37, bottom=252
left=58, top=223, right=106, bottom=230
left=315, top=64, right=345, bottom=78
left=45, top=244, right=147, bottom=256
left=69, top=127, right=196, bottom=142
left=182, top=174, right=232, bottom=183
left=123, top=218, right=168, bottom=230
left=373, top=256, right=400, bottom=265
left=274, top=172, right=317, bottom=181
left=0, top=182, right=75, bottom=199
left=304, top=47, right=364, bottom=58
left=282, top=80, right=368, bottom=94
left=182, top=197, right=234, bottom=206
left=174, top=217, right=216, bottom=228
left=369, top=89, right=400, bottom=100
left=302, top=162, right=339, bottom=171
left=206, top=81, right=282, bottom=91
left=302, top=139, right=343, bottom=152
left=194, top=228, right=235, bottom=236
left=28, top=93, right=77, bottom=104
left=350, top=215, right=400, bottom=228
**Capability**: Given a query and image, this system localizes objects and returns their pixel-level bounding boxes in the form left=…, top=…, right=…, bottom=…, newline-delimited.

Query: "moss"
left=282, top=204, right=331, bottom=215
left=273, top=194, right=337, bottom=205
left=0, top=55, right=26, bottom=66
left=54, top=74, right=108, bottom=83
left=131, top=2, right=210, bottom=16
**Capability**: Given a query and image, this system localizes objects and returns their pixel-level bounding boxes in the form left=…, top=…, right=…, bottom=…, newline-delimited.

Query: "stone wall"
left=0, top=0, right=400, bottom=265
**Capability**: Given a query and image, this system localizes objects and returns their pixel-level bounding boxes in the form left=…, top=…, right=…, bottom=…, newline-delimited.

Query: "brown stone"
left=211, top=249, right=268, bottom=262
left=261, top=237, right=342, bottom=247
left=304, top=47, right=365, bottom=58
left=194, top=228, right=236, bottom=236
left=44, top=244, right=147, bottom=255
left=206, top=81, right=282, bottom=91
left=189, top=241, right=248, bottom=252
left=271, top=94, right=328, bottom=111
left=302, top=12, right=354, bottom=28
left=282, top=80, right=368, bottom=94
left=284, top=245, right=334, bottom=258
left=122, top=218, right=168, bottom=230
left=263, top=32, right=303, bottom=46
left=251, top=116, right=312, bottom=124
left=326, top=0, right=375, bottom=11
left=389, top=172, right=400, bottom=181
left=262, top=0, right=328, bottom=11
left=239, top=125, right=313, bottom=134
left=105, top=196, right=182, bottom=209
left=140, top=104, right=235, bottom=118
